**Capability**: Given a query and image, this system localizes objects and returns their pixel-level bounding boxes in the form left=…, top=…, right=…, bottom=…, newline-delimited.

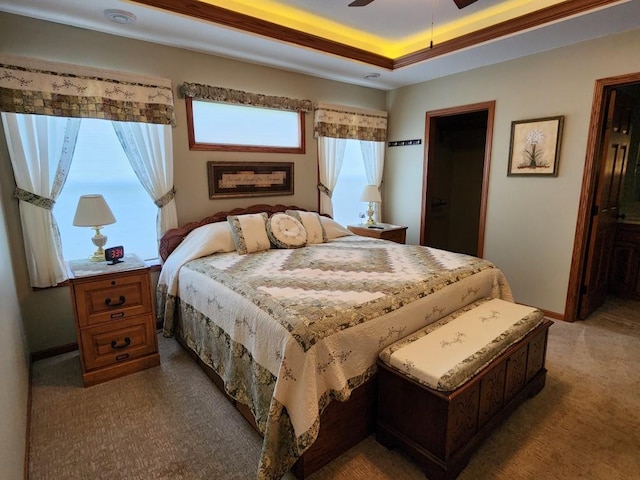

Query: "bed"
left=157, top=204, right=513, bottom=480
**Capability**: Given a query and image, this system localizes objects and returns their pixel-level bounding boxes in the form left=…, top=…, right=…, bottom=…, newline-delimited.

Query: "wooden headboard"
left=158, top=204, right=315, bottom=262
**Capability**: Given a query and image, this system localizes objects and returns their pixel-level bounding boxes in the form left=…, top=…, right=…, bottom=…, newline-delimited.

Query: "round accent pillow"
left=267, top=213, right=307, bottom=248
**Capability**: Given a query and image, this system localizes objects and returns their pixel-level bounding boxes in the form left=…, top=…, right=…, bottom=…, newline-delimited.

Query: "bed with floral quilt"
left=157, top=204, right=513, bottom=480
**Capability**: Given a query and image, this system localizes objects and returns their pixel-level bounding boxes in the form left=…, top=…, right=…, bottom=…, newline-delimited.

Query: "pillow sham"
left=182, top=221, right=237, bottom=254
left=319, top=216, right=354, bottom=239
left=227, top=212, right=271, bottom=255
left=267, top=213, right=307, bottom=248
left=286, top=210, right=328, bottom=245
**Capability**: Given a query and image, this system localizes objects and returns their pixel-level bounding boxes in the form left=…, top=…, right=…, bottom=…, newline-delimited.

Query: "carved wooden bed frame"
left=158, top=204, right=377, bottom=479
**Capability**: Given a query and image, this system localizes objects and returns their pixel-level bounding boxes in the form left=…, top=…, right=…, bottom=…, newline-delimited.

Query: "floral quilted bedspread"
left=157, top=236, right=513, bottom=479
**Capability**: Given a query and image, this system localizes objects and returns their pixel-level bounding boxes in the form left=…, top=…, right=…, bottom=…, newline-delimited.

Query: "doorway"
left=420, top=101, right=495, bottom=257
left=566, top=73, right=640, bottom=322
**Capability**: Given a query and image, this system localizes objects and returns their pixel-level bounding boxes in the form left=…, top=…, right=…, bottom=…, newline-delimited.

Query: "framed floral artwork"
left=507, top=116, right=564, bottom=176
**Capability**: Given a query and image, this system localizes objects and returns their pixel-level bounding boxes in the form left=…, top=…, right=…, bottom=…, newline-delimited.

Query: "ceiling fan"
left=348, top=0, right=478, bottom=8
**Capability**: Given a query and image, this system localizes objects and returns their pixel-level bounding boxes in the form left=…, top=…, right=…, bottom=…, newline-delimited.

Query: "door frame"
left=420, top=101, right=495, bottom=257
left=565, top=72, right=640, bottom=322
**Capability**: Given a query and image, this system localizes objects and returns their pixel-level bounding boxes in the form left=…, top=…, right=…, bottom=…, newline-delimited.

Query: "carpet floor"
left=28, top=298, right=640, bottom=479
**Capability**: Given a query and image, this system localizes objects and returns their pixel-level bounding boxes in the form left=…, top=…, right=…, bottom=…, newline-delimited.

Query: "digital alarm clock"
left=105, top=245, right=125, bottom=265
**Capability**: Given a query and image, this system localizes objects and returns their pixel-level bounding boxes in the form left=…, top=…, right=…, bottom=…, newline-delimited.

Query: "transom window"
left=186, top=98, right=305, bottom=153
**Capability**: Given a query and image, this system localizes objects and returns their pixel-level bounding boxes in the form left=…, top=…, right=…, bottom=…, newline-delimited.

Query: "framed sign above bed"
left=207, top=161, right=294, bottom=199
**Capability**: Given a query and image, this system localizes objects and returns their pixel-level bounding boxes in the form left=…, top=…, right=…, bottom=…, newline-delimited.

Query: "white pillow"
left=320, top=216, right=354, bottom=239
left=227, top=213, right=271, bottom=255
left=286, top=210, right=327, bottom=245
left=267, top=213, right=307, bottom=248
left=176, top=221, right=236, bottom=257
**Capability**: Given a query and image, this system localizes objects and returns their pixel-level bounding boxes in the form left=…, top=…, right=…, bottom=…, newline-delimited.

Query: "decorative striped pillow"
left=227, top=213, right=270, bottom=255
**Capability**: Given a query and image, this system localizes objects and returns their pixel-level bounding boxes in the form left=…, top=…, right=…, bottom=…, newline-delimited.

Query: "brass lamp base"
left=365, top=202, right=376, bottom=225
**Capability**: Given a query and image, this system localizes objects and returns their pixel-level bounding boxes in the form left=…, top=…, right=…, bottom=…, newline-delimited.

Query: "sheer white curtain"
left=360, top=140, right=385, bottom=221
left=1, top=112, right=80, bottom=287
left=112, top=122, right=178, bottom=241
left=317, top=136, right=347, bottom=217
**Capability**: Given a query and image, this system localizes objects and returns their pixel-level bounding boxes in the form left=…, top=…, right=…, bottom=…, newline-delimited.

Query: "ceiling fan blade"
left=453, top=0, right=478, bottom=8
left=348, top=0, right=375, bottom=6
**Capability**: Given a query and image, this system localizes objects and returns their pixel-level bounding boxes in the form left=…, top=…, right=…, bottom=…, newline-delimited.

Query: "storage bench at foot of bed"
left=376, top=299, right=552, bottom=480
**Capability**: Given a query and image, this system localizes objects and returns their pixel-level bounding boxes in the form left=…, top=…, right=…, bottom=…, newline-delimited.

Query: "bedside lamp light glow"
left=73, top=194, right=116, bottom=262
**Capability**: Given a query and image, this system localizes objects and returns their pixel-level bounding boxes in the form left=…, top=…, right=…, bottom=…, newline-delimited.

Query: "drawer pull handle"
left=115, top=353, right=130, bottom=362
left=111, top=337, right=131, bottom=350
left=105, top=295, right=126, bottom=307
left=110, top=312, right=125, bottom=319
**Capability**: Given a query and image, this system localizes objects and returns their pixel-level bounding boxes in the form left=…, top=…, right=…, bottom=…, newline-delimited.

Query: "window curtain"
left=360, top=141, right=385, bottom=221
left=314, top=103, right=387, bottom=216
left=1, top=113, right=80, bottom=287
left=317, top=137, right=346, bottom=217
left=0, top=54, right=175, bottom=287
left=112, top=122, right=178, bottom=241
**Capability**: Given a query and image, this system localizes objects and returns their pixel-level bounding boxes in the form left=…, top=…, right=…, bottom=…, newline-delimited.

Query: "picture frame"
left=507, top=116, right=564, bottom=176
left=207, top=161, right=294, bottom=199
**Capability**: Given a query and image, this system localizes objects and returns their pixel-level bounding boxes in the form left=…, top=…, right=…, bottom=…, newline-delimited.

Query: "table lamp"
left=73, top=194, right=116, bottom=261
left=360, top=185, right=381, bottom=226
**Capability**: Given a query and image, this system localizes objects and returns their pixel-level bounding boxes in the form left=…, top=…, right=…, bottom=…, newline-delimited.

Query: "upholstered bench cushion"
left=379, top=297, right=544, bottom=391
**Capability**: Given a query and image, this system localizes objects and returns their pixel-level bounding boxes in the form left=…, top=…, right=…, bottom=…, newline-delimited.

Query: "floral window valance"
left=0, top=55, right=175, bottom=125
left=179, top=82, right=313, bottom=113
left=314, top=102, right=387, bottom=142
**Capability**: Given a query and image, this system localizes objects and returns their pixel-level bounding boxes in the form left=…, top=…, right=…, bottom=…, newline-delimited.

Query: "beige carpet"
left=28, top=298, right=640, bottom=480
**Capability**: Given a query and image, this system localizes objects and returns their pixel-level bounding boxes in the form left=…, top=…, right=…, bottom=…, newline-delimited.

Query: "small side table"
left=67, top=254, right=160, bottom=387
left=347, top=224, right=408, bottom=244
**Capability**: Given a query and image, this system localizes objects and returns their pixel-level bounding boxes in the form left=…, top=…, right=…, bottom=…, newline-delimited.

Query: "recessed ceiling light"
left=363, top=72, right=380, bottom=79
left=104, top=9, right=137, bottom=25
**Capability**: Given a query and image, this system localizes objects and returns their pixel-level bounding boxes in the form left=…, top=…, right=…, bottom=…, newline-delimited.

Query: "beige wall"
left=385, top=27, right=640, bottom=315
left=0, top=168, right=29, bottom=479
left=0, top=13, right=386, bottom=351
left=3, top=11, right=640, bottom=352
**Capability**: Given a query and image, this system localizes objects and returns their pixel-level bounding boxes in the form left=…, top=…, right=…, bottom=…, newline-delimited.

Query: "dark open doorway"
left=420, top=101, right=495, bottom=257
left=566, top=73, right=640, bottom=322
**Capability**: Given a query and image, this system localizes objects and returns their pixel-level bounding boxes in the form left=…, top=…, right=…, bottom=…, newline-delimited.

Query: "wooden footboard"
left=174, top=334, right=377, bottom=479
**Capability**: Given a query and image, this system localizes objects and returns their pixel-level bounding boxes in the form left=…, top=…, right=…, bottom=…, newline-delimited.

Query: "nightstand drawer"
left=74, top=271, right=152, bottom=327
left=80, top=315, right=156, bottom=371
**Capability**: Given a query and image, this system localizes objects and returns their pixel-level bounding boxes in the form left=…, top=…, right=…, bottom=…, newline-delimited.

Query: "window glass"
left=55, top=118, right=158, bottom=262
left=332, top=140, right=369, bottom=227
left=188, top=99, right=303, bottom=152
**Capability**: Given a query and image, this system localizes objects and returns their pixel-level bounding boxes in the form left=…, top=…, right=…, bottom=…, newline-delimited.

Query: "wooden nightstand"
left=68, top=254, right=160, bottom=387
left=347, top=224, right=408, bottom=244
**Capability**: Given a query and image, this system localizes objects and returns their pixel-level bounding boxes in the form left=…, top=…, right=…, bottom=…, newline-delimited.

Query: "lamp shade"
left=73, top=194, right=116, bottom=227
left=360, top=185, right=381, bottom=203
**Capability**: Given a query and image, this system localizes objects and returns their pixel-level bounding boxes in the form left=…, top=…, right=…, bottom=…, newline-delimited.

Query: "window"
left=332, top=140, right=369, bottom=227
left=186, top=98, right=305, bottom=153
left=54, top=119, right=158, bottom=262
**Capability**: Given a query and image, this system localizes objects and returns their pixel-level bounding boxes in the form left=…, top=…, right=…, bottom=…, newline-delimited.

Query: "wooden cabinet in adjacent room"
left=610, top=222, right=640, bottom=300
